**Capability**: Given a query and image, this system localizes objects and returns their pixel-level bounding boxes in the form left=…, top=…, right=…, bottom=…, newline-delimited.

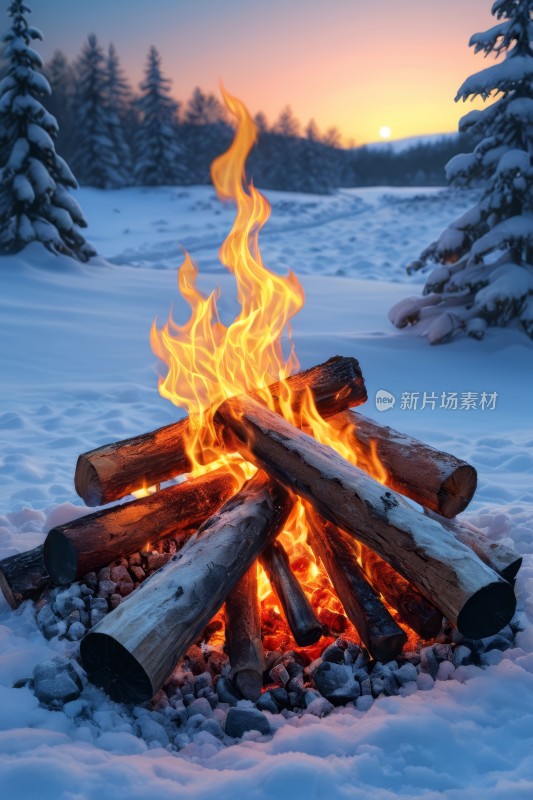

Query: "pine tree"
left=389, top=0, right=533, bottom=343
left=0, top=1, right=93, bottom=261
left=71, top=34, right=125, bottom=188
left=106, top=43, right=133, bottom=182
left=182, top=86, right=230, bottom=183
left=44, top=50, right=75, bottom=161
left=134, top=46, right=183, bottom=185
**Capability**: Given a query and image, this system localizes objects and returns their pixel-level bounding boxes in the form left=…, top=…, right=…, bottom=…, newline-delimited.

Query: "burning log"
left=75, top=356, right=367, bottom=506
left=43, top=470, right=237, bottom=586
left=215, top=395, right=516, bottom=639
left=225, top=563, right=264, bottom=700
left=358, top=545, right=443, bottom=639
left=424, top=508, right=522, bottom=584
left=307, top=512, right=407, bottom=661
left=329, top=411, right=477, bottom=518
left=0, top=545, right=50, bottom=609
left=260, top=540, right=322, bottom=647
left=80, top=472, right=292, bottom=704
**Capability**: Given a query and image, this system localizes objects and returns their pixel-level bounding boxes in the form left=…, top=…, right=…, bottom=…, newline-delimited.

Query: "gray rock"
left=322, top=644, right=345, bottom=663
left=199, top=718, right=224, bottom=739
left=136, top=716, right=169, bottom=746
left=186, top=696, right=213, bottom=719
left=371, top=673, right=398, bottom=697
left=54, top=591, right=85, bottom=619
left=394, top=662, right=418, bottom=687
left=36, top=604, right=61, bottom=640
left=452, top=645, right=472, bottom=667
left=416, top=673, right=434, bottom=691
left=256, top=691, right=278, bottom=714
left=67, top=621, right=86, bottom=641
left=215, top=677, right=239, bottom=707
left=182, top=693, right=195, bottom=707
left=303, top=689, right=321, bottom=707
left=313, top=661, right=360, bottom=704
left=360, top=678, right=372, bottom=696
left=270, top=687, right=289, bottom=708
left=420, top=647, right=439, bottom=679
left=194, top=671, right=213, bottom=693
left=306, top=697, right=334, bottom=717
left=97, top=580, right=117, bottom=597
left=269, top=663, right=290, bottom=686
left=33, top=657, right=84, bottom=709
left=433, top=643, right=453, bottom=662
left=287, top=674, right=304, bottom=694
left=225, top=707, right=270, bottom=738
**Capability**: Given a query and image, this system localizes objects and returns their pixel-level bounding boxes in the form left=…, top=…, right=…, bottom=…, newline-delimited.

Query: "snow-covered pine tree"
left=106, top=43, right=133, bottom=181
left=44, top=50, right=75, bottom=162
left=134, top=46, right=183, bottom=185
left=182, top=86, right=230, bottom=184
left=389, top=0, right=533, bottom=343
left=71, top=34, right=126, bottom=188
left=0, top=1, right=93, bottom=261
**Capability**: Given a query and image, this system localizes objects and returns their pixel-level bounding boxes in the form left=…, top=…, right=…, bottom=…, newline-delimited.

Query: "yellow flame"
left=150, top=87, right=390, bottom=648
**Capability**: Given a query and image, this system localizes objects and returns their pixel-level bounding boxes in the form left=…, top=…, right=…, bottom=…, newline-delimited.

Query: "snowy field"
left=1, top=185, right=533, bottom=799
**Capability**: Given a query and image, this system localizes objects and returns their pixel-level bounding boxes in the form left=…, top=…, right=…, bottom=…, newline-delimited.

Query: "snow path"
left=0, top=185, right=532, bottom=799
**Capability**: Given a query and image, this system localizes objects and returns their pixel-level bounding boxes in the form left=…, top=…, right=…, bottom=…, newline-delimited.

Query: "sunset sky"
left=34, top=0, right=495, bottom=145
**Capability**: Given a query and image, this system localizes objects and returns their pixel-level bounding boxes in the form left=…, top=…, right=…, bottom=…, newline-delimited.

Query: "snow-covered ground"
left=1, top=185, right=532, bottom=799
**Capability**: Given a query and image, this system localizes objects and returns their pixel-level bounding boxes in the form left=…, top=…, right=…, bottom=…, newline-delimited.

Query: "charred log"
left=225, top=563, right=264, bottom=700
left=0, top=545, right=50, bottom=609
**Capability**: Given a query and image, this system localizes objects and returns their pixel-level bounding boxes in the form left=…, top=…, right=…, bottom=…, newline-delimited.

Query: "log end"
left=372, top=630, right=408, bottom=663
left=43, top=529, right=78, bottom=586
left=234, top=669, right=263, bottom=701
left=500, top=555, right=523, bottom=585
left=438, top=465, right=478, bottom=518
left=292, top=622, right=324, bottom=648
left=80, top=632, right=154, bottom=704
left=456, top=580, right=516, bottom=639
left=74, top=454, right=104, bottom=507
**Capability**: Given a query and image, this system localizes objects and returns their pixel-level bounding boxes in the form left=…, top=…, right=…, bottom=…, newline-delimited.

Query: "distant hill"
left=359, top=132, right=458, bottom=154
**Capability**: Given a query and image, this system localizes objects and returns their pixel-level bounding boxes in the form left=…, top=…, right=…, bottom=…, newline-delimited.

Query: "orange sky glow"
left=40, top=0, right=496, bottom=145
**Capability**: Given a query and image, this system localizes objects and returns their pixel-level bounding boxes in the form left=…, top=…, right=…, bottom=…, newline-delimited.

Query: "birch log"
left=75, top=356, right=367, bottom=506
left=307, top=513, right=407, bottom=660
left=43, top=470, right=237, bottom=585
left=225, top=563, right=264, bottom=700
left=260, top=541, right=322, bottom=647
left=328, top=410, right=477, bottom=517
left=215, top=396, right=516, bottom=639
left=0, top=545, right=50, bottom=609
left=80, top=473, right=292, bottom=704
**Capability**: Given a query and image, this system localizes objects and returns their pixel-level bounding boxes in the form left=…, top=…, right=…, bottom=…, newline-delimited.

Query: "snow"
left=1, top=184, right=533, bottom=798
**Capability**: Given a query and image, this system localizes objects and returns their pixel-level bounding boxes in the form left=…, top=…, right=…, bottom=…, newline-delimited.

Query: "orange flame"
left=150, top=87, right=391, bottom=649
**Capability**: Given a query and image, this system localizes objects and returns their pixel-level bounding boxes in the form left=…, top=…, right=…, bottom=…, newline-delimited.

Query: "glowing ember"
left=150, top=87, right=399, bottom=649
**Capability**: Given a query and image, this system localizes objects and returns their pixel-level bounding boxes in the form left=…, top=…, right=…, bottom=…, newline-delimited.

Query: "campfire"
left=0, top=90, right=521, bottom=708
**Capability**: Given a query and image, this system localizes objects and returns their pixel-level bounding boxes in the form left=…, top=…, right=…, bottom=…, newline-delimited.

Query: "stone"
left=433, top=643, right=453, bottom=662
left=186, top=696, right=214, bottom=719
left=416, top=673, right=435, bottom=691
left=215, top=677, right=239, bottom=707
left=97, top=567, right=111, bottom=581
left=269, top=663, right=290, bottom=686
left=306, top=697, right=334, bottom=717
left=185, top=644, right=205, bottom=675
left=54, top=591, right=84, bottom=619
left=304, top=658, right=323, bottom=678
left=199, top=718, right=224, bottom=739
left=287, top=674, right=305, bottom=694
left=322, top=644, right=345, bottom=663
left=355, top=695, right=374, bottom=712
left=128, top=552, right=142, bottom=566
left=97, top=580, right=117, bottom=597
left=360, top=678, right=372, bottom=696
left=256, top=691, right=278, bottom=714
left=109, top=593, right=122, bottom=610
left=36, top=604, right=61, bottom=640
left=33, top=657, right=84, bottom=709
left=452, top=645, right=472, bottom=668
left=146, top=552, right=171, bottom=572
left=225, top=707, right=270, bottom=738
left=394, top=662, right=418, bottom=687
left=436, top=661, right=455, bottom=681
left=117, top=581, right=134, bottom=597
left=420, top=647, right=439, bottom=679
left=194, top=672, right=213, bottom=693
left=67, top=621, right=86, bottom=641
left=130, top=565, right=145, bottom=582
left=110, top=565, right=132, bottom=584
left=313, top=661, right=360, bottom=704
left=136, top=716, right=169, bottom=747
left=270, top=687, right=289, bottom=708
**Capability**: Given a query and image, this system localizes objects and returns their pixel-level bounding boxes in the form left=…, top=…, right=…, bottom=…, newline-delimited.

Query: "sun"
left=379, top=125, right=392, bottom=139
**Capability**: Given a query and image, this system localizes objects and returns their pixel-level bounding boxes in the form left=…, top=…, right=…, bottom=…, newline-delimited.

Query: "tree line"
left=44, top=36, right=471, bottom=194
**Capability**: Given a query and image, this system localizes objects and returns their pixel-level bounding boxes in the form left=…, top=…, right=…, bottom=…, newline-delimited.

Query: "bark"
left=307, top=513, right=407, bottom=660
left=43, top=470, right=237, bottom=585
left=329, top=410, right=477, bottom=518
left=75, top=356, right=367, bottom=506
left=225, top=563, right=264, bottom=700
left=80, top=472, right=292, bottom=704
left=215, top=396, right=516, bottom=639
left=260, top=540, right=322, bottom=647
left=0, top=545, right=50, bottom=609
